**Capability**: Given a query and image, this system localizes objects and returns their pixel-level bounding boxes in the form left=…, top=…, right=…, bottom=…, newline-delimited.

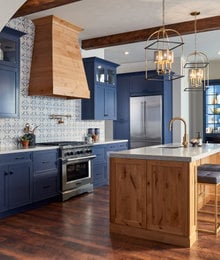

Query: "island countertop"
left=109, top=143, right=220, bottom=162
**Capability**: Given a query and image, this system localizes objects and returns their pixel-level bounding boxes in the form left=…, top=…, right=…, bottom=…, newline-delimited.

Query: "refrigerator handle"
left=144, top=101, right=147, bottom=136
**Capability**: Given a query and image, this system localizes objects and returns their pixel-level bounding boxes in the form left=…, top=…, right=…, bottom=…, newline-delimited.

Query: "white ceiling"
left=25, top=0, right=220, bottom=64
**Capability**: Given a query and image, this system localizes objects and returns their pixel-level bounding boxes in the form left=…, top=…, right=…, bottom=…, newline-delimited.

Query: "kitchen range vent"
left=29, top=15, right=90, bottom=99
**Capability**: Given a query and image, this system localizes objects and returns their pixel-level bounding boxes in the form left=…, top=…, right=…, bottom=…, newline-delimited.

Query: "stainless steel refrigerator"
left=130, top=95, right=162, bottom=149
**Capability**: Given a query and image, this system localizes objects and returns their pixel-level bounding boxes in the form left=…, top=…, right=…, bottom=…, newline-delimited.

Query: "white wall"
left=0, top=0, right=26, bottom=30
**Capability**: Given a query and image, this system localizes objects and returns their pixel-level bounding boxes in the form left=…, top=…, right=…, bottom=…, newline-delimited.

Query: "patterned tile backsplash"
left=0, top=17, right=105, bottom=147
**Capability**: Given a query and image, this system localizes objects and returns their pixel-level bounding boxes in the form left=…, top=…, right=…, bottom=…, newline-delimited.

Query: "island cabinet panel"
left=110, top=157, right=198, bottom=247
left=146, top=161, right=190, bottom=236
left=110, top=158, right=147, bottom=228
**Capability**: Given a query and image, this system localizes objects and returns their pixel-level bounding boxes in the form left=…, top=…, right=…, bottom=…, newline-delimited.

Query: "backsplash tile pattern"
left=0, top=17, right=104, bottom=147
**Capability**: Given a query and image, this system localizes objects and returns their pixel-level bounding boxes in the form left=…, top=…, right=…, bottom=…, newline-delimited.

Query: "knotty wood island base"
left=109, top=143, right=220, bottom=248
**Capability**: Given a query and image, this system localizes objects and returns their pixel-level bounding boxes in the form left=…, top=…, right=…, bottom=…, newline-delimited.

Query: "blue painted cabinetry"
left=0, top=27, right=25, bottom=118
left=0, top=152, right=32, bottom=213
left=33, top=149, right=59, bottom=202
left=81, top=57, right=119, bottom=120
left=92, top=141, right=128, bottom=188
left=0, top=149, right=60, bottom=218
left=203, top=79, right=220, bottom=143
left=113, top=71, right=172, bottom=148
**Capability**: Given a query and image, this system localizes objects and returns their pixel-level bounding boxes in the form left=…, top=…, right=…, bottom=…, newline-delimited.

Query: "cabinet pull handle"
left=42, top=161, right=49, bottom=164
left=9, top=171, right=14, bottom=175
left=104, top=114, right=108, bottom=116
left=15, top=157, right=25, bottom=160
left=4, top=171, right=8, bottom=176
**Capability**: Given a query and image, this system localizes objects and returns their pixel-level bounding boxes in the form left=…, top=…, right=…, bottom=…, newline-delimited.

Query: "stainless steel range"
left=38, top=141, right=96, bottom=201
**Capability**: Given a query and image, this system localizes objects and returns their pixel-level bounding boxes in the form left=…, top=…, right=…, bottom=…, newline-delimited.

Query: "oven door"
left=62, top=155, right=96, bottom=191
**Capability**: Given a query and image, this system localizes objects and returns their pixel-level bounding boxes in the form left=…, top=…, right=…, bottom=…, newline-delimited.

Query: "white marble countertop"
left=0, top=139, right=128, bottom=155
left=0, top=145, right=59, bottom=155
left=93, top=139, right=128, bottom=145
left=109, top=143, right=220, bottom=162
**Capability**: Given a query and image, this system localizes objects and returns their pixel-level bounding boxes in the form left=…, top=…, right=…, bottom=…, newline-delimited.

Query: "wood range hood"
left=29, top=15, right=90, bottom=99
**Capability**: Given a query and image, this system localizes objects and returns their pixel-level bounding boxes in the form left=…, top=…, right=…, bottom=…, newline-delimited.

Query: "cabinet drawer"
left=0, top=152, right=31, bottom=164
left=93, top=146, right=105, bottom=164
left=106, top=142, right=128, bottom=151
left=33, top=150, right=58, bottom=173
left=33, top=173, right=58, bottom=201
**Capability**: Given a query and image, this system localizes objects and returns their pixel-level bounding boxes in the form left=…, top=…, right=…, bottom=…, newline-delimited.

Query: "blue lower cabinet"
left=32, top=149, right=59, bottom=202
left=92, top=142, right=128, bottom=188
left=93, top=163, right=107, bottom=188
left=0, top=152, right=32, bottom=213
left=33, top=172, right=59, bottom=201
left=0, top=149, right=60, bottom=217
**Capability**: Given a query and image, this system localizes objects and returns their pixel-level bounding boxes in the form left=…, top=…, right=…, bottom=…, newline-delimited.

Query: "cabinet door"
left=110, top=158, right=147, bottom=228
left=93, top=163, right=107, bottom=188
left=33, top=172, right=59, bottom=202
left=8, top=162, right=32, bottom=209
left=104, top=86, right=116, bottom=119
left=0, top=65, right=19, bottom=117
left=94, top=84, right=105, bottom=119
left=0, top=165, right=8, bottom=212
left=204, top=80, right=220, bottom=142
left=147, top=160, right=189, bottom=236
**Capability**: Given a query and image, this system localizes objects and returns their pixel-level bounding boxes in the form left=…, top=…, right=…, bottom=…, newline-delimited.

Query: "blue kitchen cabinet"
left=92, top=141, right=128, bottom=188
left=81, top=57, right=118, bottom=120
left=0, top=27, right=25, bottom=118
left=113, top=71, right=172, bottom=148
left=203, top=79, right=220, bottom=143
left=92, top=145, right=107, bottom=188
left=0, top=152, right=32, bottom=213
left=32, top=149, right=59, bottom=202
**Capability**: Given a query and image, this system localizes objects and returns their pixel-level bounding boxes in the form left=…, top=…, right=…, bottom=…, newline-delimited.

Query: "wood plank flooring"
left=0, top=186, right=220, bottom=260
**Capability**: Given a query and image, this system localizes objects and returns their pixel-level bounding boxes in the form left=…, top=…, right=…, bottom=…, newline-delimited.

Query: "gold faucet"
left=169, top=117, right=188, bottom=148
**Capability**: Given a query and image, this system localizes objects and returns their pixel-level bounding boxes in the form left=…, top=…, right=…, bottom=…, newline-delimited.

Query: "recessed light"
left=218, top=51, right=220, bottom=55
left=124, top=51, right=130, bottom=55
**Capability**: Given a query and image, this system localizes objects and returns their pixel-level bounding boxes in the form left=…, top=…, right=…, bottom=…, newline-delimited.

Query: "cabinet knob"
left=4, top=171, right=8, bottom=176
left=9, top=171, right=14, bottom=175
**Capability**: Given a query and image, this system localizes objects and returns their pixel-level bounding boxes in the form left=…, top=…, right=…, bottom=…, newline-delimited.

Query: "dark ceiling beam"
left=82, top=15, right=220, bottom=50
left=13, top=0, right=81, bottom=18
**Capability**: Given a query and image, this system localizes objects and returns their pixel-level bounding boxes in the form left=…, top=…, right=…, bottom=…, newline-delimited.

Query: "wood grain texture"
left=29, top=15, right=90, bottom=99
left=110, top=158, right=147, bottom=228
left=1, top=186, right=220, bottom=259
left=13, top=0, right=82, bottom=18
left=82, top=15, right=220, bottom=49
left=110, top=158, right=198, bottom=247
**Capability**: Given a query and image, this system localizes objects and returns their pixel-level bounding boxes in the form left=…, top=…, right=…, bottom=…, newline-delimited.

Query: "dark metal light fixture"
left=184, top=11, right=209, bottom=91
left=145, top=0, right=184, bottom=80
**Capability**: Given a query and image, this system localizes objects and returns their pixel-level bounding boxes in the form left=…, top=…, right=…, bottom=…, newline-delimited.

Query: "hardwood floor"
left=0, top=186, right=220, bottom=260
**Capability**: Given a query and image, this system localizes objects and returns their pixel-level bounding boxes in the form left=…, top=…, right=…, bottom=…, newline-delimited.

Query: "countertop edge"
left=0, top=139, right=128, bottom=155
left=109, top=144, right=220, bottom=162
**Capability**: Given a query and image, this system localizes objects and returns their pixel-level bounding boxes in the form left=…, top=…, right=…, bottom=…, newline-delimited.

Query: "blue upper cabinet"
left=0, top=27, right=25, bottom=118
left=81, top=57, right=119, bottom=120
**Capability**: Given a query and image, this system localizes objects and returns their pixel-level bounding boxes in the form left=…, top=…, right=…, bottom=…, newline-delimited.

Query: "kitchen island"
left=109, top=143, right=220, bottom=248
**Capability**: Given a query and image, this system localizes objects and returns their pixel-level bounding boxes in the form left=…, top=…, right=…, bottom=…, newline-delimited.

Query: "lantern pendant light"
left=145, top=0, right=184, bottom=81
left=184, top=11, right=209, bottom=91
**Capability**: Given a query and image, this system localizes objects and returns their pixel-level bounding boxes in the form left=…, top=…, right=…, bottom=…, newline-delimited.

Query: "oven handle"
left=65, top=155, right=96, bottom=162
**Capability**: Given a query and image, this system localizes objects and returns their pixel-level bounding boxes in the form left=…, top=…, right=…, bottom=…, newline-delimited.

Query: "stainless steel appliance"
left=130, top=95, right=162, bottom=149
left=37, top=141, right=96, bottom=201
